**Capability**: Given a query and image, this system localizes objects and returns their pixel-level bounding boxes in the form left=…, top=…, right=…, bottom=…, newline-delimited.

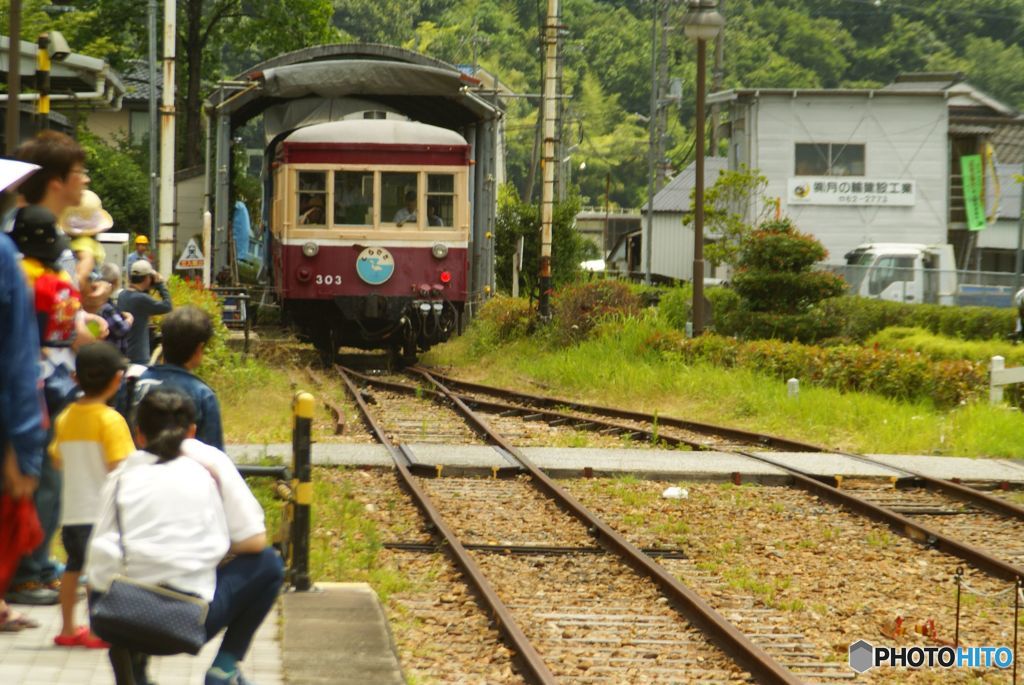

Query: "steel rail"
left=383, top=541, right=690, bottom=558
left=733, top=450, right=1024, bottom=582
left=416, top=367, right=806, bottom=449
left=343, top=367, right=705, bottom=449
left=832, top=450, right=1024, bottom=520
left=334, top=367, right=559, bottom=685
left=303, top=366, right=345, bottom=435
left=418, top=367, right=1024, bottom=524
left=409, top=368, right=801, bottom=685
left=403, top=368, right=1024, bottom=583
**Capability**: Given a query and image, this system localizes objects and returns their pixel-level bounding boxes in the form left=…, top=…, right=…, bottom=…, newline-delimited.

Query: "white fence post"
left=991, top=355, right=1006, bottom=405
left=787, top=378, right=799, bottom=398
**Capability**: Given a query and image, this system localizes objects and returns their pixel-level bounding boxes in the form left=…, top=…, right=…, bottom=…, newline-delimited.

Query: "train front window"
left=381, top=172, right=419, bottom=226
left=426, top=174, right=454, bottom=229
left=297, top=171, right=327, bottom=226
left=334, top=171, right=374, bottom=226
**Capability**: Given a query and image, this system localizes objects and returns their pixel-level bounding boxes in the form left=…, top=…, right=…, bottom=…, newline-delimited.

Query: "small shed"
left=640, top=157, right=727, bottom=281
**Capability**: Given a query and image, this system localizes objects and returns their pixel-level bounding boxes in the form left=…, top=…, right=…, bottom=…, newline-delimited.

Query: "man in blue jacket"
left=134, top=306, right=224, bottom=450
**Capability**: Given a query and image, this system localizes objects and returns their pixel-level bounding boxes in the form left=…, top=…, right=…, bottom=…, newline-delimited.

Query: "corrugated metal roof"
left=649, top=157, right=728, bottom=213
left=993, top=163, right=1022, bottom=220
left=993, top=124, right=1024, bottom=165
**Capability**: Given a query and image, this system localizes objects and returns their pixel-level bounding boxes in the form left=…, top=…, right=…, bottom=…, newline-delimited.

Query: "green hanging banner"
left=961, top=154, right=987, bottom=231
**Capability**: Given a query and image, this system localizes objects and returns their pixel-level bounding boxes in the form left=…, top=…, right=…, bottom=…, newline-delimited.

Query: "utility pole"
left=6, top=0, right=22, bottom=154
left=1016, top=159, right=1024, bottom=293
left=655, top=1, right=670, bottom=189
left=158, top=0, right=176, bottom=274
left=148, top=0, right=160, bottom=244
left=538, top=0, right=560, bottom=318
left=35, top=33, right=50, bottom=130
left=709, top=0, right=725, bottom=154
left=556, top=34, right=566, bottom=202
left=644, top=0, right=659, bottom=284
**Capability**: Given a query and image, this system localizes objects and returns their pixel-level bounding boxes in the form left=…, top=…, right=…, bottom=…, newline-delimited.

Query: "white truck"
left=840, top=243, right=1017, bottom=308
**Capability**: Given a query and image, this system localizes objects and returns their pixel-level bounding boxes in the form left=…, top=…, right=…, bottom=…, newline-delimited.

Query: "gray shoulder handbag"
left=89, top=476, right=210, bottom=656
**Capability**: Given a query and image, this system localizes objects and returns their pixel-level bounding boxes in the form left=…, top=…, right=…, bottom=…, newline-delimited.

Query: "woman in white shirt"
left=87, top=388, right=283, bottom=685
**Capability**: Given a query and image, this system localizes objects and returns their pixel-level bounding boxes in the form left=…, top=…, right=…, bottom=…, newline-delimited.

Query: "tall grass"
left=426, top=313, right=1024, bottom=459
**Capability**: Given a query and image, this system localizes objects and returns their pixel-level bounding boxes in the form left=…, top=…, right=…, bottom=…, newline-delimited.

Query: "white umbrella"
left=0, top=159, right=40, bottom=193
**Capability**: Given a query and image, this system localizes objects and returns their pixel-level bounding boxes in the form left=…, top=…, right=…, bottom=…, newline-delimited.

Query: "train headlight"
left=431, top=243, right=448, bottom=259
left=302, top=241, right=319, bottom=258
left=439, top=271, right=452, bottom=284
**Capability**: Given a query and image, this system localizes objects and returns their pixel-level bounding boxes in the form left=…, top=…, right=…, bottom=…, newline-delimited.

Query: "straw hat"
left=58, top=190, right=114, bottom=237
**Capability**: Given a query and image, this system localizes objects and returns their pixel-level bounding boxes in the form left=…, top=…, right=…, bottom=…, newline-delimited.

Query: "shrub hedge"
left=731, top=270, right=847, bottom=313
left=646, top=332, right=986, bottom=407
left=813, top=297, right=1016, bottom=342
left=711, top=291, right=1017, bottom=344
left=869, top=326, right=1024, bottom=365
left=551, top=280, right=641, bottom=345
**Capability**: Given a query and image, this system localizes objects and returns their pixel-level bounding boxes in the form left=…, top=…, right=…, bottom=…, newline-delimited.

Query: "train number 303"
left=315, top=274, right=343, bottom=285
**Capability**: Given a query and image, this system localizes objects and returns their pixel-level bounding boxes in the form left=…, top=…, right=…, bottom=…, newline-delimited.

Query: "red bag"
left=0, top=494, right=44, bottom=594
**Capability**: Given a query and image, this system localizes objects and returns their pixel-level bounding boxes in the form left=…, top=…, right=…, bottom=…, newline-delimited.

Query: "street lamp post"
left=683, top=0, right=724, bottom=337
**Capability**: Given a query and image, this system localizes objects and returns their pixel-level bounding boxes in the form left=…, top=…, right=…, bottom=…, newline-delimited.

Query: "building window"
left=426, top=173, right=454, bottom=229
left=129, top=110, right=150, bottom=146
left=795, top=143, right=865, bottom=176
left=296, top=171, right=327, bottom=226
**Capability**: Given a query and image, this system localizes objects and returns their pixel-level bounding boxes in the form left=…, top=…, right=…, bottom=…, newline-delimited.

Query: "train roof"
left=284, top=119, right=468, bottom=147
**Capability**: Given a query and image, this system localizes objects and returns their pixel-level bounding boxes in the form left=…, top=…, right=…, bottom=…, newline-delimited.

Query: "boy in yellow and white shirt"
left=50, top=342, right=135, bottom=649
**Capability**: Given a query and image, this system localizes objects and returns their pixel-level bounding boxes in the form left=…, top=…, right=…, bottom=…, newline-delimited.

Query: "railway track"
left=395, top=368, right=1024, bottom=581
left=299, top=362, right=1024, bottom=681
left=335, top=365, right=800, bottom=684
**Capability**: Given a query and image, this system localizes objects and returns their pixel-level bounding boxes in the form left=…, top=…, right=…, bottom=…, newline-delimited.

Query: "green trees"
left=76, top=128, right=150, bottom=236
left=6, top=0, right=1024, bottom=209
left=494, top=184, right=587, bottom=296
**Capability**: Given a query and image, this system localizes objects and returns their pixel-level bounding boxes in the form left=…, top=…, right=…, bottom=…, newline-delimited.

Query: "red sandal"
left=54, top=626, right=108, bottom=648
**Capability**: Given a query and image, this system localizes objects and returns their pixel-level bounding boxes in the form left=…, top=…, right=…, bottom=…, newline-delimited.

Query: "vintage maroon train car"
left=269, top=117, right=471, bottom=361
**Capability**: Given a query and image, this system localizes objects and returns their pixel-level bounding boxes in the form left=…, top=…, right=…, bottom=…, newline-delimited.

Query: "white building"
left=640, top=157, right=726, bottom=281
left=709, top=87, right=949, bottom=265
left=701, top=73, right=1024, bottom=274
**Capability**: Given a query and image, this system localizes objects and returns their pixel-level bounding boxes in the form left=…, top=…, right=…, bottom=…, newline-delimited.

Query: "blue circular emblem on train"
left=356, top=247, right=395, bottom=285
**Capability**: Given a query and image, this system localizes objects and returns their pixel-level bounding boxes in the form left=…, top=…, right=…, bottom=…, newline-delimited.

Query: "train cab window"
left=334, top=171, right=374, bottom=226
left=297, top=171, right=327, bottom=226
left=382, top=172, right=419, bottom=226
left=426, top=174, right=454, bottom=229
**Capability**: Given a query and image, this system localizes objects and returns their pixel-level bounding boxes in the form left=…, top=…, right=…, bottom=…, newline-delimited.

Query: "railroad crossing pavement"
left=281, top=583, right=404, bottom=685
left=0, top=601, right=282, bottom=684
left=227, top=442, right=1024, bottom=484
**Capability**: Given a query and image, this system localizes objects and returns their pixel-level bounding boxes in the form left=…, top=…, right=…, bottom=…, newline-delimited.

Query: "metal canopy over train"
left=206, top=44, right=502, bottom=361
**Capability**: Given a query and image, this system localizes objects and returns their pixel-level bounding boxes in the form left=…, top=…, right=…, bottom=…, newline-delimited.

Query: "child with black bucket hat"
left=50, top=342, right=134, bottom=649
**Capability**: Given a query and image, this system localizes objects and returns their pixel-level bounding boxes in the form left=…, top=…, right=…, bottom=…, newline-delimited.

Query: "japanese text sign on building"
left=960, top=154, right=987, bottom=231
left=176, top=238, right=205, bottom=270
left=787, top=177, right=916, bottom=207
